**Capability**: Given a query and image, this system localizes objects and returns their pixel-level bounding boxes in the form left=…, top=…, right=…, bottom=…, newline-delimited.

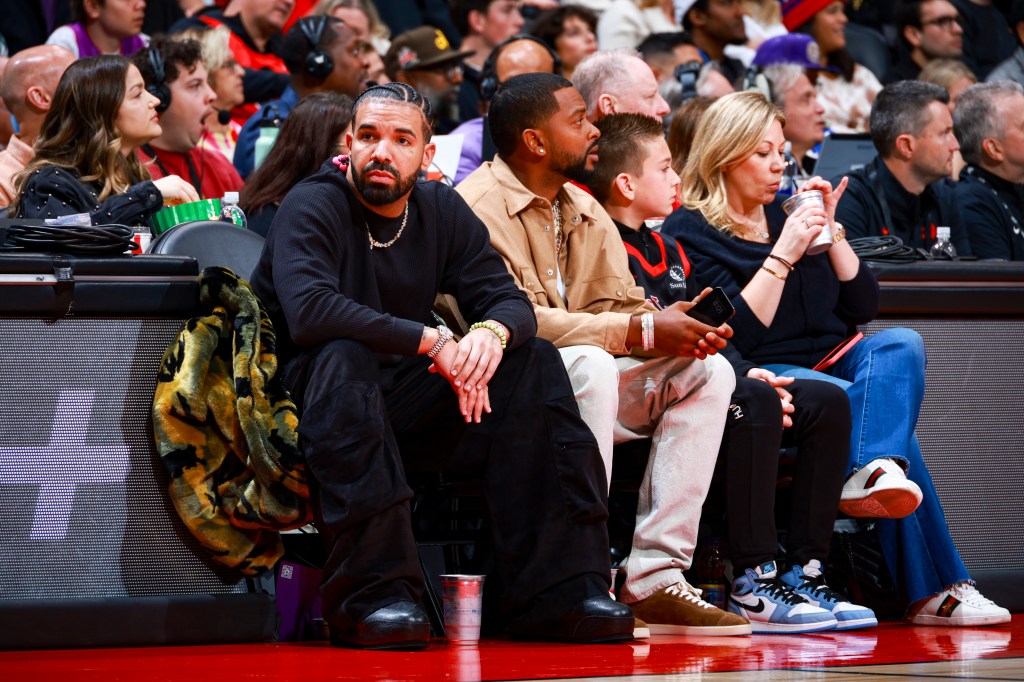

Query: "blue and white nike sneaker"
left=728, top=561, right=837, bottom=634
left=780, top=560, right=878, bottom=631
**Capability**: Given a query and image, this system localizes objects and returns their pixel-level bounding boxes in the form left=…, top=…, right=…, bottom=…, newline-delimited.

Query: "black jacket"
left=250, top=162, right=536, bottom=362
left=834, top=156, right=972, bottom=256
left=614, top=219, right=691, bottom=311
left=663, top=205, right=879, bottom=375
left=13, top=166, right=163, bottom=226
left=956, top=165, right=1024, bottom=261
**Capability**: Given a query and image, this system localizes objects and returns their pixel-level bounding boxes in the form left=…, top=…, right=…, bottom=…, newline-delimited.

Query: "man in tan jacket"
left=457, top=72, right=750, bottom=637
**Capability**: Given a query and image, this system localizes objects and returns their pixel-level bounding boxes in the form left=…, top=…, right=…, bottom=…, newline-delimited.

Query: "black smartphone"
left=686, top=287, right=735, bottom=326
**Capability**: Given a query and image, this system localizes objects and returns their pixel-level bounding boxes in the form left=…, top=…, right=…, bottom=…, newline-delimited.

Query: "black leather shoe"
left=330, top=601, right=431, bottom=650
left=507, top=596, right=634, bottom=643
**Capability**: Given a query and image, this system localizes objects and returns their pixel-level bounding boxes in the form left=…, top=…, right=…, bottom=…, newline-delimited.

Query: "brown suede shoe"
left=628, top=581, right=752, bottom=636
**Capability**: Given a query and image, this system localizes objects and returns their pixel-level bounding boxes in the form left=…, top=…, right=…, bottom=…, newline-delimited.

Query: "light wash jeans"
left=764, top=327, right=970, bottom=605
left=558, top=346, right=735, bottom=603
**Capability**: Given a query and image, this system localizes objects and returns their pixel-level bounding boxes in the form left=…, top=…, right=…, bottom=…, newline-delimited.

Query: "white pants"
left=558, top=346, right=734, bottom=603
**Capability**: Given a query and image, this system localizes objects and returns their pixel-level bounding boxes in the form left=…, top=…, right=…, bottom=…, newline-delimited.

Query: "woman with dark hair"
left=783, top=0, right=882, bottom=133
left=240, top=92, right=355, bottom=237
left=11, top=55, right=198, bottom=224
left=530, top=4, right=598, bottom=81
left=667, top=95, right=715, bottom=178
left=46, top=0, right=149, bottom=58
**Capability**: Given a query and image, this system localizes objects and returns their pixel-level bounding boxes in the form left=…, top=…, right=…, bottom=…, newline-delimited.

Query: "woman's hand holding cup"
left=775, top=200, right=829, bottom=264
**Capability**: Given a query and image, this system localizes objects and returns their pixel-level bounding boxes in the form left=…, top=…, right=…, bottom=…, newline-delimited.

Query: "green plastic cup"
left=150, top=198, right=223, bottom=235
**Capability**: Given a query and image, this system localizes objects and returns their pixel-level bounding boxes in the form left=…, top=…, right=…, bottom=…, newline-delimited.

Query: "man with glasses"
left=385, top=26, right=475, bottom=134
left=886, top=0, right=965, bottom=83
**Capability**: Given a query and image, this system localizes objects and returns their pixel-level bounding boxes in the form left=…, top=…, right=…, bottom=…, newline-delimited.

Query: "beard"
left=352, top=160, right=419, bottom=206
left=550, top=141, right=598, bottom=185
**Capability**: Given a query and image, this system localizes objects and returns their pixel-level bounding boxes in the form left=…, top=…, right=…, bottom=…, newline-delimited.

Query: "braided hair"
left=352, top=82, right=433, bottom=140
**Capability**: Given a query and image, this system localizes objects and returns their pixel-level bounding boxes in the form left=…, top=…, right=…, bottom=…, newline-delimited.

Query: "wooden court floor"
left=0, top=615, right=1020, bottom=680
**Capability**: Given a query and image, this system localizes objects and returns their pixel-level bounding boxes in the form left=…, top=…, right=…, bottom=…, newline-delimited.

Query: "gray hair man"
left=762, top=64, right=826, bottom=177
left=573, top=49, right=671, bottom=122
left=953, top=81, right=1024, bottom=259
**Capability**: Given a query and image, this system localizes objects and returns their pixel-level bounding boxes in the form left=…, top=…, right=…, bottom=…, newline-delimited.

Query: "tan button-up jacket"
left=458, top=156, right=653, bottom=354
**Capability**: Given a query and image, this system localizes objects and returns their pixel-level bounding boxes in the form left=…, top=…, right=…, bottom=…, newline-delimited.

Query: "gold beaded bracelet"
left=470, top=321, right=508, bottom=349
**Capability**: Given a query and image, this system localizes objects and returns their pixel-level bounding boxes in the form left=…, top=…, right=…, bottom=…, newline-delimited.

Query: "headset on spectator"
left=742, top=64, right=773, bottom=103
left=146, top=48, right=172, bottom=113
left=299, top=15, right=334, bottom=80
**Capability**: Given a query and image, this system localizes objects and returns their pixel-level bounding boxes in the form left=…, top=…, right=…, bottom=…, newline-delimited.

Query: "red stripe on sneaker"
left=864, top=467, right=886, bottom=489
left=936, top=595, right=960, bottom=618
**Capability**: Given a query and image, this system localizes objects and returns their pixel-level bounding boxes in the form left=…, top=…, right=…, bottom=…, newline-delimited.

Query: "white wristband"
left=641, top=313, right=655, bottom=351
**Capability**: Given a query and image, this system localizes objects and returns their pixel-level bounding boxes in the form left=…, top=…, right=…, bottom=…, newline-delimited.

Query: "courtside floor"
left=0, top=616, right=1020, bottom=680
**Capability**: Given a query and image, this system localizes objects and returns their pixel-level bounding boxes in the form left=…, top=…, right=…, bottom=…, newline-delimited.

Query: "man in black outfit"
left=954, top=81, right=1024, bottom=260
left=249, top=82, right=633, bottom=650
left=834, top=80, right=971, bottom=255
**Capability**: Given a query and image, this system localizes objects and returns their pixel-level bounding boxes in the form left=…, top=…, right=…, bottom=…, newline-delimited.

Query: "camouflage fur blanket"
left=152, top=266, right=311, bottom=575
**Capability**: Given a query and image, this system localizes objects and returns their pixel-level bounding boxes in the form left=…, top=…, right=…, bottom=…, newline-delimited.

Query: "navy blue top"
left=662, top=204, right=879, bottom=375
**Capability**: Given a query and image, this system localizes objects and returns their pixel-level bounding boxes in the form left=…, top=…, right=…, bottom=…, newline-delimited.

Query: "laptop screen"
left=813, top=133, right=877, bottom=183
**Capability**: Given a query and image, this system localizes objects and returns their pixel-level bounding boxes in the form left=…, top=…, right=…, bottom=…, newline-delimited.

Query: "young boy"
left=589, top=113, right=877, bottom=634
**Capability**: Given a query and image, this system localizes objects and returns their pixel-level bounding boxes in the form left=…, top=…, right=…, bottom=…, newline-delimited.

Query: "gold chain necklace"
left=553, top=200, right=564, bottom=254
left=367, top=202, right=409, bottom=250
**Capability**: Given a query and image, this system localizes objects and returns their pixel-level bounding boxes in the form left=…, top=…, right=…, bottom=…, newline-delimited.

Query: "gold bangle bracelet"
left=761, top=265, right=787, bottom=281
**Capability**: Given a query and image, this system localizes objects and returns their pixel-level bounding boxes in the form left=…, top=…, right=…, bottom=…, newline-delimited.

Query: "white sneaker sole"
left=840, top=483, right=923, bottom=518
left=742, top=618, right=838, bottom=634
left=911, top=612, right=1012, bottom=627
left=834, top=616, right=879, bottom=630
left=633, top=625, right=651, bottom=639
left=647, top=623, right=753, bottom=636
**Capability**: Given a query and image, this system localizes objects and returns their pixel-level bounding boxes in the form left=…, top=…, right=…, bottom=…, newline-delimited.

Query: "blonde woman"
left=663, top=91, right=1011, bottom=628
left=174, top=27, right=245, bottom=162
left=12, top=55, right=198, bottom=223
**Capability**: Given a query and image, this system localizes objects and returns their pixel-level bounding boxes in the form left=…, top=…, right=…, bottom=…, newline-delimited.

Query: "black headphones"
left=674, top=60, right=702, bottom=103
left=742, top=64, right=774, bottom=103
left=146, top=48, right=172, bottom=113
left=479, top=34, right=563, bottom=102
left=300, top=16, right=334, bottom=80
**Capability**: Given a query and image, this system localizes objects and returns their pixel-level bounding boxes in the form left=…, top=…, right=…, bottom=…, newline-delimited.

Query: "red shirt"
left=139, top=145, right=243, bottom=201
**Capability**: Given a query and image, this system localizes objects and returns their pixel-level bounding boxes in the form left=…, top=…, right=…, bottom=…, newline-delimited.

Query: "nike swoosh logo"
left=732, top=597, right=765, bottom=613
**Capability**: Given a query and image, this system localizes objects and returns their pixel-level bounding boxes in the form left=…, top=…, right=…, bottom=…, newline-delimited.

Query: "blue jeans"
left=764, top=327, right=969, bottom=605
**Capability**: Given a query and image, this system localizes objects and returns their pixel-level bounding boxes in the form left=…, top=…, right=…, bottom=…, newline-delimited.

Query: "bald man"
left=451, top=36, right=560, bottom=184
left=0, top=57, right=12, bottom=150
left=0, top=45, right=75, bottom=206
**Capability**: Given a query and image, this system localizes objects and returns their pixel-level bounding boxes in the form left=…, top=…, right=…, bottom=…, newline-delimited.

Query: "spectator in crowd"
left=249, top=81, right=635, bottom=649
left=0, top=0, right=71, bottom=55
left=234, top=16, right=369, bottom=178
left=450, top=35, right=561, bottom=184
left=742, top=0, right=787, bottom=47
left=0, top=45, right=75, bottom=206
left=637, top=32, right=708, bottom=108
left=782, top=1, right=882, bottom=133
left=886, top=0, right=964, bottom=84
left=11, top=55, right=199, bottom=224
left=762, top=63, right=826, bottom=178
left=574, top=49, right=672, bottom=121
left=834, top=80, right=971, bottom=255
left=676, top=0, right=748, bottom=85
left=451, top=0, right=525, bottom=123
left=0, top=56, right=10, bottom=150
left=240, top=92, right=353, bottom=237
left=133, top=38, right=244, bottom=200
left=988, top=0, right=1024, bottom=87
left=173, top=27, right=247, bottom=163
left=597, top=0, right=681, bottom=52
left=531, top=4, right=599, bottom=82
left=919, top=58, right=976, bottom=111
left=665, top=89, right=1011, bottom=629
left=593, top=112, right=874, bottom=634
left=47, top=0, right=149, bottom=58
left=458, top=72, right=752, bottom=637
left=951, top=0, right=1015, bottom=81
left=385, top=26, right=474, bottom=134
left=314, top=0, right=391, bottom=84
left=954, top=81, right=1024, bottom=260
left=667, top=94, right=715, bottom=175
left=375, top=0, right=460, bottom=40
left=171, top=0, right=295, bottom=122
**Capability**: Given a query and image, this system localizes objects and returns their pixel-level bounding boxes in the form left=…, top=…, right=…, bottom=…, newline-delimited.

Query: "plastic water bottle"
left=777, top=141, right=798, bottom=199
left=253, top=107, right=281, bottom=171
left=220, top=191, right=247, bottom=228
left=929, top=226, right=958, bottom=260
